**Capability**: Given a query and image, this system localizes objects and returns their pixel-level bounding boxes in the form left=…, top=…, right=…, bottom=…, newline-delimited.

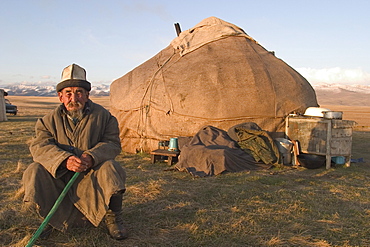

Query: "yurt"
left=110, top=17, right=318, bottom=153
left=0, top=89, right=7, bottom=122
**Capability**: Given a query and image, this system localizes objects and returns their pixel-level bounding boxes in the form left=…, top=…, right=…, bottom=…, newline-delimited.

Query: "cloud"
left=296, top=67, right=370, bottom=85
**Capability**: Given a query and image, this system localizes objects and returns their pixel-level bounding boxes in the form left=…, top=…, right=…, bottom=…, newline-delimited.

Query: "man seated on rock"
left=22, top=63, right=128, bottom=240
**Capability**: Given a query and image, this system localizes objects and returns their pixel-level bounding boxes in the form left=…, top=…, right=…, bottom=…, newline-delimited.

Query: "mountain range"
left=1, top=84, right=110, bottom=96
left=314, top=83, right=370, bottom=106
left=1, top=83, right=370, bottom=106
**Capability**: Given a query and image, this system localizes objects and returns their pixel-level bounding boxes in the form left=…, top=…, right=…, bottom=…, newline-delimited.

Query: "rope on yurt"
left=137, top=49, right=177, bottom=151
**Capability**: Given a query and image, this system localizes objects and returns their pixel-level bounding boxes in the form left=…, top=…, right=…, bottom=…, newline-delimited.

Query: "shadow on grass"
left=5, top=116, right=39, bottom=122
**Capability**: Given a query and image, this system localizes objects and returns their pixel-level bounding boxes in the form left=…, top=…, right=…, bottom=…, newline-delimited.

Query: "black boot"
left=105, top=193, right=128, bottom=240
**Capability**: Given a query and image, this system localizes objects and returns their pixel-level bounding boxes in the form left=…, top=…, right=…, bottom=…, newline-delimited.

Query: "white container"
left=304, top=107, right=331, bottom=118
left=275, top=138, right=293, bottom=165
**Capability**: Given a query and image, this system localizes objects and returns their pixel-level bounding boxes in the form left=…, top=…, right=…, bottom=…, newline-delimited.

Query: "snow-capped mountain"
left=313, top=83, right=370, bottom=94
left=313, top=83, right=370, bottom=106
left=1, top=82, right=370, bottom=97
left=1, top=84, right=110, bottom=96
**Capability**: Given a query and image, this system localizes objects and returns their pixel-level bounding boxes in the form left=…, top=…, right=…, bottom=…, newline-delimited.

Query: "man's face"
left=58, top=87, right=89, bottom=112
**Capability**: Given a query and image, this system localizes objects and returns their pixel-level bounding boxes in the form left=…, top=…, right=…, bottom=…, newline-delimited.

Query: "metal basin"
left=298, top=154, right=326, bottom=169
left=322, top=111, right=343, bottom=119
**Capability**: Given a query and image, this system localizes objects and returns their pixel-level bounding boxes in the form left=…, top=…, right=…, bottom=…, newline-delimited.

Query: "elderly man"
left=22, top=64, right=127, bottom=240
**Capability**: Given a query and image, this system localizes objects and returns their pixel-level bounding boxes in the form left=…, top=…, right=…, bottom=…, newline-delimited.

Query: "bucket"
left=331, top=156, right=345, bottom=165
left=275, top=138, right=293, bottom=165
left=168, top=138, right=178, bottom=151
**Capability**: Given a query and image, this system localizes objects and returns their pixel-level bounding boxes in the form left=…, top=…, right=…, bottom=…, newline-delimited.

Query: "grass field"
left=1, top=96, right=370, bottom=247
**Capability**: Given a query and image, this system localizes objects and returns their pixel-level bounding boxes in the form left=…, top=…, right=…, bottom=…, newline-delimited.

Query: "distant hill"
left=1, top=83, right=370, bottom=106
left=314, top=83, right=370, bottom=106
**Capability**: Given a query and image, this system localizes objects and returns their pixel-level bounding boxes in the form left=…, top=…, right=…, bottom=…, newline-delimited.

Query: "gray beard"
left=67, top=109, right=83, bottom=119
left=66, top=101, right=84, bottom=119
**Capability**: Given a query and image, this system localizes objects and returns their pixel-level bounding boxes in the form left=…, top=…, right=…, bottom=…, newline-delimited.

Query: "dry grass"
left=1, top=96, right=370, bottom=246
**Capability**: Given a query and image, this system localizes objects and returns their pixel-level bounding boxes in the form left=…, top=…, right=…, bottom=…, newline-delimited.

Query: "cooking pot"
left=322, top=111, right=343, bottom=119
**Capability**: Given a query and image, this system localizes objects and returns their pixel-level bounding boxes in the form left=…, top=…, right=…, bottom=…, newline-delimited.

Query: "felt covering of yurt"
left=110, top=17, right=318, bottom=153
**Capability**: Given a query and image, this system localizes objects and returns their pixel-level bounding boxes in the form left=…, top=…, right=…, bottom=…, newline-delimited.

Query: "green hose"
left=26, top=172, right=80, bottom=247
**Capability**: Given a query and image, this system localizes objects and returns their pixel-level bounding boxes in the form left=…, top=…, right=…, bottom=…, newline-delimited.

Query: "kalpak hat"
left=56, top=64, right=91, bottom=92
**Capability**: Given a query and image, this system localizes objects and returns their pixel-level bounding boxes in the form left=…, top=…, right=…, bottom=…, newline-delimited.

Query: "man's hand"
left=64, top=154, right=93, bottom=172
left=80, top=153, right=94, bottom=169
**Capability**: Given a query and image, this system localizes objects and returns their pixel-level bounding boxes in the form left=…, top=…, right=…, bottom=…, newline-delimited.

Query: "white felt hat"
left=56, top=64, right=91, bottom=92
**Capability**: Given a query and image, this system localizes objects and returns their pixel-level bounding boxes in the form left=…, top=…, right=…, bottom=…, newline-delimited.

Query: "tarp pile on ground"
left=174, top=123, right=282, bottom=177
left=110, top=16, right=318, bottom=153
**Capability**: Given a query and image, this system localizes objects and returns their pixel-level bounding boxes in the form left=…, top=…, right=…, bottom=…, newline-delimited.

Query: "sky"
left=1, top=0, right=370, bottom=87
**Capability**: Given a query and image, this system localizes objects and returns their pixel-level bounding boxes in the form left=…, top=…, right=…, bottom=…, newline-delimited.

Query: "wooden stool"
left=150, top=149, right=180, bottom=166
